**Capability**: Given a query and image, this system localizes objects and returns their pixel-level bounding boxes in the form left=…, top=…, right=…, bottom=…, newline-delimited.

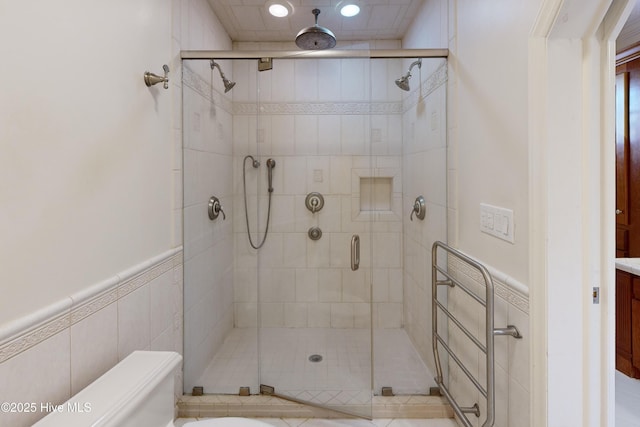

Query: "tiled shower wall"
left=230, top=47, right=408, bottom=330
left=401, top=59, right=448, bottom=374
left=175, top=0, right=235, bottom=392
left=182, top=62, right=235, bottom=391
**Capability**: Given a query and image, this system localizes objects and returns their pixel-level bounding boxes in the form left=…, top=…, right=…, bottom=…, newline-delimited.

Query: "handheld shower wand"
left=266, top=158, right=276, bottom=193
left=242, top=156, right=276, bottom=250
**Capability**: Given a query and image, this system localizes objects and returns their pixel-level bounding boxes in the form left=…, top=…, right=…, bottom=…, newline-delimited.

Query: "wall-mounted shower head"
left=210, top=60, right=236, bottom=93
left=296, top=9, right=336, bottom=50
left=395, top=74, right=411, bottom=91
left=395, top=59, right=422, bottom=91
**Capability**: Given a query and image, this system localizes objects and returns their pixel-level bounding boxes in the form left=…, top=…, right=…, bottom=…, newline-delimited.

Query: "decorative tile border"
left=0, top=310, right=71, bottom=365
left=117, top=255, right=176, bottom=299
left=0, top=248, right=183, bottom=365
left=447, top=253, right=529, bottom=314
left=70, top=288, right=119, bottom=325
left=182, top=64, right=233, bottom=114
left=233, top=101, right=403, bottom=116
left=403, top=60, right=448, bottom=113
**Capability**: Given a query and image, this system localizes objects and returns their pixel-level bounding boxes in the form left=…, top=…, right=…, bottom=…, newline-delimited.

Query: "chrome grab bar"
left=351, top=234, right=360, bottom=271
left=431, top=241, right=521, bottom=427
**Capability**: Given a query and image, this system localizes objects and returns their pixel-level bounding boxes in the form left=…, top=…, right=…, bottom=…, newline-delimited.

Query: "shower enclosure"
left=182, top=49, right=448, bottom=418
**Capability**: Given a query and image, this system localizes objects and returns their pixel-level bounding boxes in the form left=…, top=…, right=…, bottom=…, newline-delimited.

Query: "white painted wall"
left=451, top=0, right=541, bottom=285
left=443, top=0, right=623, bottom=425
left=0, top=0, right=174, bottom=326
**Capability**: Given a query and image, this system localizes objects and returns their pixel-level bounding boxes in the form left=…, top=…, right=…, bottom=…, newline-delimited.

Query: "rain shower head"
left=296, top=9, right=336, bottom=50
left=395, top=59, right=422, bottom=91
left=210, top=60, right=236, bottom=93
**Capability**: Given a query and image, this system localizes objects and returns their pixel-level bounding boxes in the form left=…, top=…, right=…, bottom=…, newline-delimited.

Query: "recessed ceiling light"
left=340, top=4, right=360, bottom=17
left=267, top=1, right=292, bottom=17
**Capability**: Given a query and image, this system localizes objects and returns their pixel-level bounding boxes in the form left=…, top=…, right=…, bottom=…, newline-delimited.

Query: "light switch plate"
left=480, top=203, right=514, bottom=243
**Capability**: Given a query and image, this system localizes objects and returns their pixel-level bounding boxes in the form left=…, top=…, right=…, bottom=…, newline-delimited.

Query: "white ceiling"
left=210, top=1, right=640, bottom=51
left=618, top=1, right=640, bottom=53
left=207, top=0, right=426, bottom=43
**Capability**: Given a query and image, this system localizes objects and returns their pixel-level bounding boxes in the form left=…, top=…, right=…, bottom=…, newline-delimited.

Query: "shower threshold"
left=177, top=393, right=453, bottom=420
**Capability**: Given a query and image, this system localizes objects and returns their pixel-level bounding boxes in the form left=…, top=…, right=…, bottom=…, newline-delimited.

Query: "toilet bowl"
left=184, top=418, right=275, bottom=427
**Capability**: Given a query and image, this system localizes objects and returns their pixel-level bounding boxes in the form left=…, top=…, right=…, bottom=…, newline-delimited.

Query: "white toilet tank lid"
left=33, top=351, right=182, bottom=426
left=184, top=417, right=275, bottom=427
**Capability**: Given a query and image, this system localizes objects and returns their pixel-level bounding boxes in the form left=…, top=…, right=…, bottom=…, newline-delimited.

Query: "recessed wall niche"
left=360, top=177, right=392, bottom=211
left=351, top=165, right=402, bottom=222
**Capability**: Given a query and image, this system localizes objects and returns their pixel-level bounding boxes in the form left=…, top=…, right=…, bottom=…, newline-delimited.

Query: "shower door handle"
left=351, top=234, right=360, bottom=271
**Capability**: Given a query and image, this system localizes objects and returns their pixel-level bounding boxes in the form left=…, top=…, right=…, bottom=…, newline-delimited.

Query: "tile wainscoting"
left=446, top=252, right=530, bottom=427
left=0, top=248, right=184, bottom=427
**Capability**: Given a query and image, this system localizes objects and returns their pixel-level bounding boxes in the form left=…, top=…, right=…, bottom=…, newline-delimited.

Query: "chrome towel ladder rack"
left=431, top=241, right=521, bottom=427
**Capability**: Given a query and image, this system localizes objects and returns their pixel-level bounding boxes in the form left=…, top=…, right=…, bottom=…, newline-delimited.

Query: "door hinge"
left=593, top=287, right=600, bottom=304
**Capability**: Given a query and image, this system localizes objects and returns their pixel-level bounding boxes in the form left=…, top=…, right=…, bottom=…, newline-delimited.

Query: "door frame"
left=528, top=0, right=635, bottom=425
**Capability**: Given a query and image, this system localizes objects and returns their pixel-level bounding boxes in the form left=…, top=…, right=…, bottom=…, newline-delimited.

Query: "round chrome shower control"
left=410, top=195, right=426, bottom=221
left=305, top=192, right=324, bottom=213
left=208, top=196, right=226, bottom=220
left=308, top=227, right=322, bottom=241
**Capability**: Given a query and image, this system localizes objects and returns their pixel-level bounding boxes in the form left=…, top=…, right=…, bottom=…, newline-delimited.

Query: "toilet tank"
left=34, top=351, right=182, bottom=427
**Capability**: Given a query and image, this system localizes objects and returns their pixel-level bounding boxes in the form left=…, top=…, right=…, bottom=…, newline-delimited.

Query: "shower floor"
left=196, top=327, right=434, bottom=403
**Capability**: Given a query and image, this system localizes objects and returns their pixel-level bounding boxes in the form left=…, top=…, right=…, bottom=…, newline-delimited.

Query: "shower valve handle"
left=208, top=196, right=226, bottom=220
left=410, top=196, right=426, bottom=221
left=144, top=64, right=170, bottom=89
left=215, top=203, right=226, bottom=220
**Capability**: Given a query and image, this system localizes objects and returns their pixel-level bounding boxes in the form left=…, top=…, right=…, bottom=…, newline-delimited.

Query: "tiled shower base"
left=182, top=328, right=452, bottom=419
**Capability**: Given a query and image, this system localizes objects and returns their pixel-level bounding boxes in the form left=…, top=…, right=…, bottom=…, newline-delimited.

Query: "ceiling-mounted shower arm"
left=210, top=60, right=236, bottom=93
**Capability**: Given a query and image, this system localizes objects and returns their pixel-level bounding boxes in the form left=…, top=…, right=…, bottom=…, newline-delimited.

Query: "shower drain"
left=308, top=354, right=323, bottom=363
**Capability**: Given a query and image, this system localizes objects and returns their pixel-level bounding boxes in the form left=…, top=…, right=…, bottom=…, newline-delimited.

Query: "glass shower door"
left=255, top=55, right=374, bottom=418
left=182, top=52, right=447, bottom=412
